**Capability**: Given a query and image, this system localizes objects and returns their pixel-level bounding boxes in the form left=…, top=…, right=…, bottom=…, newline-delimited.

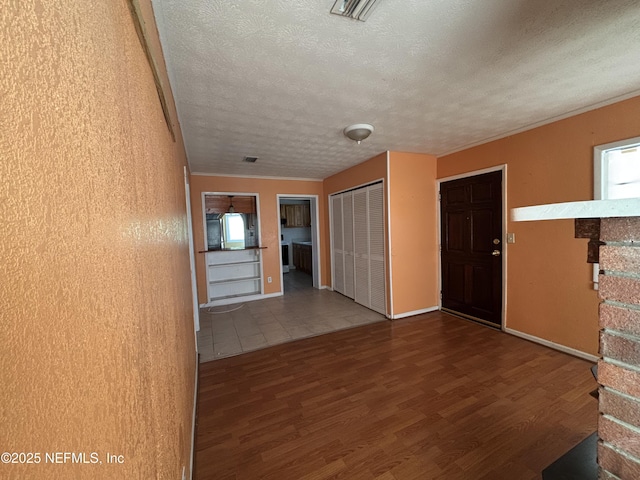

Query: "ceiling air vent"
left=330, top=0, right=381, bottom=21
left=243, top=156, right=258, bottom=163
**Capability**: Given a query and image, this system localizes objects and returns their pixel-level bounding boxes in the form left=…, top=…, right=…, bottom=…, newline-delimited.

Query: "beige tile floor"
left=197, top=269, right=387, bottom=362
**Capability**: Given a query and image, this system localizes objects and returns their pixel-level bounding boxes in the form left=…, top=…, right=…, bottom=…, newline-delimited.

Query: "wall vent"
left=330, top=0, right=381, bottom=22
left=243, top=156, right=258, bottom=163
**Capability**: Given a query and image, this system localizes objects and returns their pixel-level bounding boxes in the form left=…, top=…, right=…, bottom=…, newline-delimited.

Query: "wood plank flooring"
left=195, top=311, right=597, bottom=479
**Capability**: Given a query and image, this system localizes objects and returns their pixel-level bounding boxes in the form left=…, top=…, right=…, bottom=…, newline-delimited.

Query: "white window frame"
left=594, top=135, right=640, bottom=200
left=592, top=135, right=640, bottom=288
left=222, top=213, right=245, bottom=246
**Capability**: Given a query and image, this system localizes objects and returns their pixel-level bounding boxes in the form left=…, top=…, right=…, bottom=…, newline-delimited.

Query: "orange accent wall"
left=388, top=152, right=439, bottom=315
left=190, top=175, right=325, bottom=304
left=438, top=95, right=640, bottom=356
left=323, top=153, right=389, bottom=195
left=2, top=1, right=195, bottom=478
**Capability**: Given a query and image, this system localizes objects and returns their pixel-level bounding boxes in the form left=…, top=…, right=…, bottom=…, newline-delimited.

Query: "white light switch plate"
left=507, top=233, right=516, bottom=244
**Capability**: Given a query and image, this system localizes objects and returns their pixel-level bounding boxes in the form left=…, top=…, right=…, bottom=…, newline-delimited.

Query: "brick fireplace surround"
left=597, top=217, right=640, bottom=479
left=513, top=199, right=640, bottom=479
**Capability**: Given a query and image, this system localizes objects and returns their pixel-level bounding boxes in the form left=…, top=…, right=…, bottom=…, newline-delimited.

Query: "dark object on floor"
left=541, top=432, right=598, bottom=480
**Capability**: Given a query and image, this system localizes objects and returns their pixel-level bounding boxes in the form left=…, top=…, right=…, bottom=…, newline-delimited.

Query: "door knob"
left=492, top=250, right=501, bottom=257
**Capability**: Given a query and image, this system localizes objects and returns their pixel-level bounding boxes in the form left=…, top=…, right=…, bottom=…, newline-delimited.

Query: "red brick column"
left=597, top=217, right=640, bottom=479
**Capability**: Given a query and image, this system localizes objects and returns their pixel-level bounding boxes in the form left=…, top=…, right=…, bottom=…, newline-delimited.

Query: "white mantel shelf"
left=512, top=198, right=640, bottom=222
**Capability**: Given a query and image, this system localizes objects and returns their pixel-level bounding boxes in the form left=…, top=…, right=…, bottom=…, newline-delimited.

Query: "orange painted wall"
left=323, top=153, right=388, bottom=195
left=323, top=153, right=390, bottom=314
left=1, top=1, right=195, bottom=478
left=190, top=175, right=325, bottom=304
left=388, top=152, right=439, bottom=315
left=438, top=95, right=640, bottom=356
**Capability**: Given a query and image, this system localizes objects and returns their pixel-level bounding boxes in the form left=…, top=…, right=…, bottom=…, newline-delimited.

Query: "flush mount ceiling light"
left=330, top=0, right=381, bottom=21
left=344, top=124, right=374, bottom=144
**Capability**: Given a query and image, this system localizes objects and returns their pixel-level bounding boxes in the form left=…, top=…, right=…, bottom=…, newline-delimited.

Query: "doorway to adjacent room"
left=277, top=195, right=321, bottom=294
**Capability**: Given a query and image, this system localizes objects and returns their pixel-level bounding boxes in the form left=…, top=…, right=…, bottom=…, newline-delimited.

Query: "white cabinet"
left=206, top=249, right=262, bottom=304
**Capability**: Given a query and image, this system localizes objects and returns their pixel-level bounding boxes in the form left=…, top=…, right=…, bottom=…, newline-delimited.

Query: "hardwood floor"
left=195, top=311, right=597, bottom=479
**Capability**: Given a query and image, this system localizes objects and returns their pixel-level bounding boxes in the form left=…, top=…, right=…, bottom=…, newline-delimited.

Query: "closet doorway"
left=330, top=182, right=385, bottom=315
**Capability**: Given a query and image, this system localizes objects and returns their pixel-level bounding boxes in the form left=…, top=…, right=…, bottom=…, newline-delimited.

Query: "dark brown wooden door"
left=440, top=171, right=502, bottom=326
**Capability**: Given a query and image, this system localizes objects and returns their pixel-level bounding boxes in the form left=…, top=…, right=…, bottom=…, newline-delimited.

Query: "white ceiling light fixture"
left=227, top=196, right=235, bottom=213
left=330, top=0, right=381, bottom=22
left=344, top=124, right=374, bottom=144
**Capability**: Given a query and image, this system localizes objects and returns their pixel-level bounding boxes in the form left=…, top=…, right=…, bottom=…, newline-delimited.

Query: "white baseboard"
left=391, top=306, right=439, bottom=320
left=199, top=291, right=283, bottom=308
left=189, top=352, right=198, bottom=480
left=504, top=327, right=599, bottom=363
left=319, top=285, right=331, bottom=290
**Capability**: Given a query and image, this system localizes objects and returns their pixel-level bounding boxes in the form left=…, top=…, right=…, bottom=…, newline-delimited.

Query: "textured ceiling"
left=153, top=0, right=640, bottom=180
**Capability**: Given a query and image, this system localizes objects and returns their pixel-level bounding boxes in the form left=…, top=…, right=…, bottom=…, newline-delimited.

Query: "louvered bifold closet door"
left=353, top=188, right=370, bottom=308
left=342, top=191, right=355, bottom=299
left=331, top=195, right=345, bottom=295
left=368, top=184, right=385, bottom=314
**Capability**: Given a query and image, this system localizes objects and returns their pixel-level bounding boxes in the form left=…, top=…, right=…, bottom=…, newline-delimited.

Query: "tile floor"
left=197, top=269, right=387, bottom=362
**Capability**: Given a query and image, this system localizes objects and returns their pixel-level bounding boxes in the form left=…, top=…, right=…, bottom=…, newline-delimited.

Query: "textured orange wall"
left=388, top=152, right=439, bottom=315
left=438, top=96, right=640, bottom=356
left=322, top=153, right=390, bottom=314
left=189, top=175, right=325, bottom=304
left=1, top=1, right=196, bottom=479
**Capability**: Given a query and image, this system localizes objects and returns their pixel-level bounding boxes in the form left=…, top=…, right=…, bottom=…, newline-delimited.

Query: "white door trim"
left=276, top=194, right=322, bottom=291
left=184, top=167, right=200, bottom=333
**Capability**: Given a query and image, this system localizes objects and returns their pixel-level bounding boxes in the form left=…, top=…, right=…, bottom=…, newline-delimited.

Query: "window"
left=594, top=136, right=640, bottom=200
left=202, top=194, right=258, bottom=250
left=223, top=213, right=245, bottom=248
left=592, top=136, right=640, bottom=289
